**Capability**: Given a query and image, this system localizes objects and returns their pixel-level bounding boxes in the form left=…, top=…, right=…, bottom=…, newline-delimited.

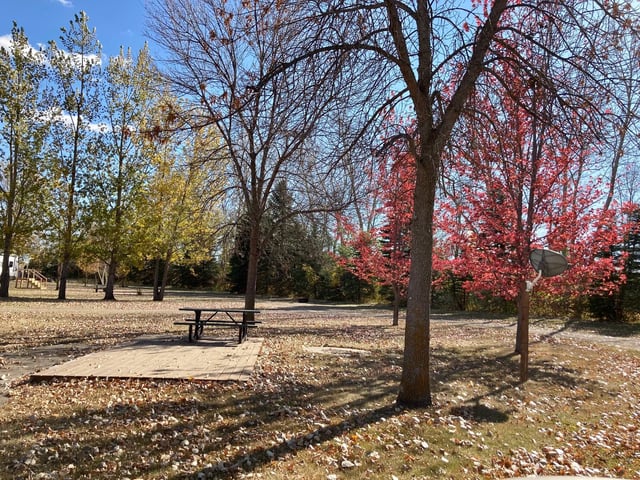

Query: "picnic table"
left=174, top=307, right=261, bottom=343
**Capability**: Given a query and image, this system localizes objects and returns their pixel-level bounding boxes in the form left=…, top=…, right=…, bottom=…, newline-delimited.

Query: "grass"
left=1, top=285, right=639, bottom=479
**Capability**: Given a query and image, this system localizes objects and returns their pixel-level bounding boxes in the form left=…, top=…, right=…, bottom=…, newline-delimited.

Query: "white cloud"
left=56, top=0, right=73, bottom=7
left=0, top=34, right=12, bottom=51
left=0, top=34, right=47, bottom=63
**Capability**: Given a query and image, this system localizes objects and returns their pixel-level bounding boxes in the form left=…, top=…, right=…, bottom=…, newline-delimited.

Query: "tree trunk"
left=103, top=257, right=117, bottom=301
left=517, top=281, right=530, bottom=382
left=0, top=235, right=12, bottom=298
left=397, top=158, right=437, bottom=407
left=0, top=204, right=14, bottom=298
left=0, top=260, right=10, bottom=298
left=152, top=256, right=171, bottom=301
left=58, top=260, right=69, bottom=300
left=58, top=209, right=73, bottom=301
left=159, top=256, right=171, bottom=300
left=392, top=283, right=400, bottom=326
left=244, top=221, right=261, bottom=321
left=152, top=258, right=163, bottom=301
left=514, top=313, right=522, bottom=354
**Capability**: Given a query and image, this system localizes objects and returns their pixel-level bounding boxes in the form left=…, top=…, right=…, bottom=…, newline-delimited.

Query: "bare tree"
left=600, top=28, right=640, bottom=212
left=147, top=0, right=369, bottom=312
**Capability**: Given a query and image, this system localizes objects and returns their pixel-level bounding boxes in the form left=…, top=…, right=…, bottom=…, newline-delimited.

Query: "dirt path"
left=430, top=315, right=640, bottom=352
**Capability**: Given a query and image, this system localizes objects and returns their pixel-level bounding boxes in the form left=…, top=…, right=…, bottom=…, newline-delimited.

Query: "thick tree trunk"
left=160, top=257, right=171, bottom=300
left=397, top=159, right=437, bottom=407
left=58, top=260, right=69, bottom=300
left=244, top=221, right=261, bottom=321
left=152, top=256, right=171, bottom=301
left=514, top=313, right=522, bottom=354
left=0, top=213, right=14, bottom=298
left=0, top=235, right=12, bottom=298
left=0, top=262, right=10, bottom=298
left=103, top=258, right=117, bottom=301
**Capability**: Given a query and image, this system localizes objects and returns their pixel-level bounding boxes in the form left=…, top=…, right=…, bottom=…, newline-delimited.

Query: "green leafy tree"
left=0, top=24, right=52, bottom=297
left=86, top=44, right=159, bottom=300
left=143, top=111, right=225, bottom=301
left=47, top=11, right=102, bottom=299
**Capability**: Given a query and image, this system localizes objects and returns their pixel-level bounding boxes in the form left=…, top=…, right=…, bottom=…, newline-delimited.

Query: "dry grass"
left=1, top=284, right=639, bottom=479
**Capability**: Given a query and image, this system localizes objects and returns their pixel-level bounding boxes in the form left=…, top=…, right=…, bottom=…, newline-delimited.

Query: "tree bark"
left=0, top=185, right=15, bottom=298
left=397, top=156, right=437, bottom=407
left=517, top=281, right=530, bottom=382
left=152, top=258, right=164, bottom=301
left=58, top=259, right=69, bottom=300
left=514, top=315, right=522, bottom=354
left=103, top=257, right=117, bottom=301
left=152, top=255, right=172, bottom=301
left=0, top=260, right=10, bottom=298
left=244, top=220, right=261, bottom=321
left=0, top=234, right=13, bottom=297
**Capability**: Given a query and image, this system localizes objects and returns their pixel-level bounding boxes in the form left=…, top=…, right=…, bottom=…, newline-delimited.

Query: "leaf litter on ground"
left=0, top=288, right=639, bottom=479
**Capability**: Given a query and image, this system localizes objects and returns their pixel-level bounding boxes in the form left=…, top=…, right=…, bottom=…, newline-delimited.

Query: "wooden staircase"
left=15, top=269, right=48, bottom=289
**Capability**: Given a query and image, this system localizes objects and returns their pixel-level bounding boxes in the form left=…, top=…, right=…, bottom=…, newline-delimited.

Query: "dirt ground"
left=2, top=286, right=639, bottom=479
left=2, top=285, right=639, bottom=406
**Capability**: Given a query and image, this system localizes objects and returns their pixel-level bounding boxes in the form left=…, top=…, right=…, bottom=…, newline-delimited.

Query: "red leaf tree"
left=439, top=49, right=629, bottom=379
left=337, top=126, right=415, bottom=325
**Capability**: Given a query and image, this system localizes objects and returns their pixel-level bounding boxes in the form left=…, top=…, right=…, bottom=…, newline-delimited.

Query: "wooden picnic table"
left=175, top=307, right=261, bottom=343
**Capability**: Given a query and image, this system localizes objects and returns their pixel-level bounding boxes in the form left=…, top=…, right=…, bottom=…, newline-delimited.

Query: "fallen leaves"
left=1, top=294, right=640, bottom=479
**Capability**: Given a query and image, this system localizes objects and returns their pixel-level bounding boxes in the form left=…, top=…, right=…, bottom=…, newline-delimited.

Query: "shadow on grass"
left=563, top=318, right=640, bottom=337
left=449, top=402, right=510, bottom=423
left=2, top=320, right=610, bottom=479
left=7, top=360, right=401, bottom=479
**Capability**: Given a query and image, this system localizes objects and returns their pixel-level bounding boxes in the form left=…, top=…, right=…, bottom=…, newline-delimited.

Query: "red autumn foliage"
left=438, top=53, right=629, bottom=303
left=336, top=123, right=415, bottom=322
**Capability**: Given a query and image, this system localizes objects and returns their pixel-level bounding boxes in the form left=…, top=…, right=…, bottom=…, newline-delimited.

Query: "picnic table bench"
left=174, top=307, right=261, bottom=343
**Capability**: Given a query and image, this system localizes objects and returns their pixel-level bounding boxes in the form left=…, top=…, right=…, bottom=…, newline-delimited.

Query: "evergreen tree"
left=623, top=210, right=640, bottom=314
left=589, top=209, right=640, bottom=320
left=228, top=181, right=328, bottom=298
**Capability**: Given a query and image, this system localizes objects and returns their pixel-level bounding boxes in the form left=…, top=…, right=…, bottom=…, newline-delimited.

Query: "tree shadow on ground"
left=2, top=319, right=612, bottom=479
left=449, top=402, right=510, bottom=423
left=563, top=318, right=640, bottom=337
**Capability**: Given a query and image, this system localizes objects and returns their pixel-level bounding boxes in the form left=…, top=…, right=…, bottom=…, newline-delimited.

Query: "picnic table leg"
left=188, top=324, right=194, bottom=342
left=239, top=313, right=248, bottom=343
left=196, top=311, right=204, bottom=340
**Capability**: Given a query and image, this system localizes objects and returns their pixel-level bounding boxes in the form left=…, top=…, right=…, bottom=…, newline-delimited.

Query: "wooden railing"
left=15, top=269, right=49, bottom=289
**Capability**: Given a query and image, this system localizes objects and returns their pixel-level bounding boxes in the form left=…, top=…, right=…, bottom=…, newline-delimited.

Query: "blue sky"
left=1, top=0, right=156, bottom=59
